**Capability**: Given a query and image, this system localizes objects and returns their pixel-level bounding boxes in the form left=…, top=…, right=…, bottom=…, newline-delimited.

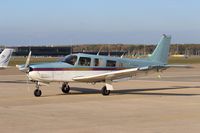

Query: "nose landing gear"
left=34, top=82, right=42, bottom=97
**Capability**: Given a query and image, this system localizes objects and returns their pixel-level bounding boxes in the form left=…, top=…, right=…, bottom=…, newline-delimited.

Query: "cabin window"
left=62, top=55, right=77, bottom=65
left=106, top=60, right=116, bottom=67
left=94, top=58, right=99, bottom=66
left=78, top=57, right=91, bottom=66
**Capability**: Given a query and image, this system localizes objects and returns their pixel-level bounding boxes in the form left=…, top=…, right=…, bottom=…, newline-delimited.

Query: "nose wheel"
left=34, top=89, right=42, bottom=97
left=34, top=82, right=42, bottom=97
left=61, top=82, right=70, bottom=94
left=101, top=86, right=110, bottom=96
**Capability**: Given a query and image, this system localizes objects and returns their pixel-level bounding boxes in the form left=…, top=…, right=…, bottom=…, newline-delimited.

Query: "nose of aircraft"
left=27, top=71, right=40, bottom=81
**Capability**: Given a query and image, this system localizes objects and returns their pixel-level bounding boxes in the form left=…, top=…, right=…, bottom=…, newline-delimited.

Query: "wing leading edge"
left=73, top=67, right=138, bottom=82
left=73, top=66, right=159, bottom=83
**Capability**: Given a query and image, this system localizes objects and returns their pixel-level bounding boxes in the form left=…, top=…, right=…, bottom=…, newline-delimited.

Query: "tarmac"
left=0, top=65, right=200, bottom=133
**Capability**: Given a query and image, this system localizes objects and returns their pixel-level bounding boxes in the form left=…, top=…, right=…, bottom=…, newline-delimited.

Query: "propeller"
left=24, top=51, right=31, bottom=69
left=15, top=51, right=32, bottom=95
left=16, top=51, right=32, bottom=73
left=24, top=51, right=32, bottom=94
left=25, top=74, right=31, bottom=94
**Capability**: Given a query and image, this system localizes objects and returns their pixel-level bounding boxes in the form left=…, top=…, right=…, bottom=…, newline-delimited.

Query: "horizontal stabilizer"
left=164, top=64, right=192, bottom=68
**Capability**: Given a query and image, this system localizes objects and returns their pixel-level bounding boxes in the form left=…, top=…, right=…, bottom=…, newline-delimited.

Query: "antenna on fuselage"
left=108, top=45, right=111, bottom=56
left=120, top=51, right=126, bottom=58
left=97, top=45, right=104, bottom=55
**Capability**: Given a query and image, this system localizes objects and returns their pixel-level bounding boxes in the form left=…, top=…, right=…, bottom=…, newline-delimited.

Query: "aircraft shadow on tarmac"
left=0, top=80, right=27, bottom=84
left=111, top=86, right=200, bottom=96
left=43, top=86, right=200, bottom=97
left=0, top=80, right=199, bottom=97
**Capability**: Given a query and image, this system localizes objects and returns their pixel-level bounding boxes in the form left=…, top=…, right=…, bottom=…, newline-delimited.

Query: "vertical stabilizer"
left=0, top=49, right=14, bottom=67
left=149, top=34, right=171, bottom=64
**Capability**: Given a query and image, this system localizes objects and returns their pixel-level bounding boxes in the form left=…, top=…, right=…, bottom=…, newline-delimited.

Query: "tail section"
left=148, top=34, right=171, bottom=64
left=0, top=49, right=14, bottom=67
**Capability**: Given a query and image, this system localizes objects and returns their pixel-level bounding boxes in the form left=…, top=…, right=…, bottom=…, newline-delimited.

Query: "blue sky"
left=0, top=0, right=200, bottom=45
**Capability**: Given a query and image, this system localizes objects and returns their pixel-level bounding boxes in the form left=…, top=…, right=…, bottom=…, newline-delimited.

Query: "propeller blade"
left=26, top=74, right=30, bottom=93
left=24, top=51, right=32, bottom=68
left=16, top=51, right=32, bottom=73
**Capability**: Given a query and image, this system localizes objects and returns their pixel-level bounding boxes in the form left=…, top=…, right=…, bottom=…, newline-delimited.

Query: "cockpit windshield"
left=61, top=55, right=77, bottom=65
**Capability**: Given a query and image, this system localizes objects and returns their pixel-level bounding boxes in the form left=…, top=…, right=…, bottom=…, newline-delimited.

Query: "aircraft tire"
left=34, top=89, right=42, bottom=97
left=101, top=86, right=110, bottom=96
left=62, top=85, right=70, bottom=94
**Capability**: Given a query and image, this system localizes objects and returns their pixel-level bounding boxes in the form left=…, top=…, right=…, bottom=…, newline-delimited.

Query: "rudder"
left=148, top=34, right=171, bottom=64
left=0, top=49, right=14, bottom=67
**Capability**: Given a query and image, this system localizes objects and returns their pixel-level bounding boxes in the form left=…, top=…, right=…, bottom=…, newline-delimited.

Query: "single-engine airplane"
left=0, top=48, right=14, bottom=70
left=17, top=35, right=188, bottom=97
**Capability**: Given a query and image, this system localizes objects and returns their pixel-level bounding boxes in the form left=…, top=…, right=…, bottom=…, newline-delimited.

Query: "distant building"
left=13, top=46, right=72, bottom=56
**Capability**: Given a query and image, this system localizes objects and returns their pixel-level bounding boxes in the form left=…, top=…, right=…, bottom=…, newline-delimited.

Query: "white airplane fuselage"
left=27, top=54, right=160, bottom=83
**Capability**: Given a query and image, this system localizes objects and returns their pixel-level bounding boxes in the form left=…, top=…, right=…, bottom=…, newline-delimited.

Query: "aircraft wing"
left=73, top=66, right=156, bottom=83
left=73, top=64, right=191, bottom=83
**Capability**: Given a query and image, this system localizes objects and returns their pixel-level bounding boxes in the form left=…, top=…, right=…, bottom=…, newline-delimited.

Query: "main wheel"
left=101, top=86, right=110, bottom=96
left=62, top=85, right=70, bottom=94
left=34, top=89, right=42, bottom=97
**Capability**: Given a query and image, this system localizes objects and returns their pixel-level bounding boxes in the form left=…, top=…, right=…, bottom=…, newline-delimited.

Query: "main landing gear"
left=61, top=82, right=70, bottom=94
left=101, top=86, right=111, bottom=96
left=34, top=82, right=42, bottom=97
left=101, top=81, right=113, bottom=96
